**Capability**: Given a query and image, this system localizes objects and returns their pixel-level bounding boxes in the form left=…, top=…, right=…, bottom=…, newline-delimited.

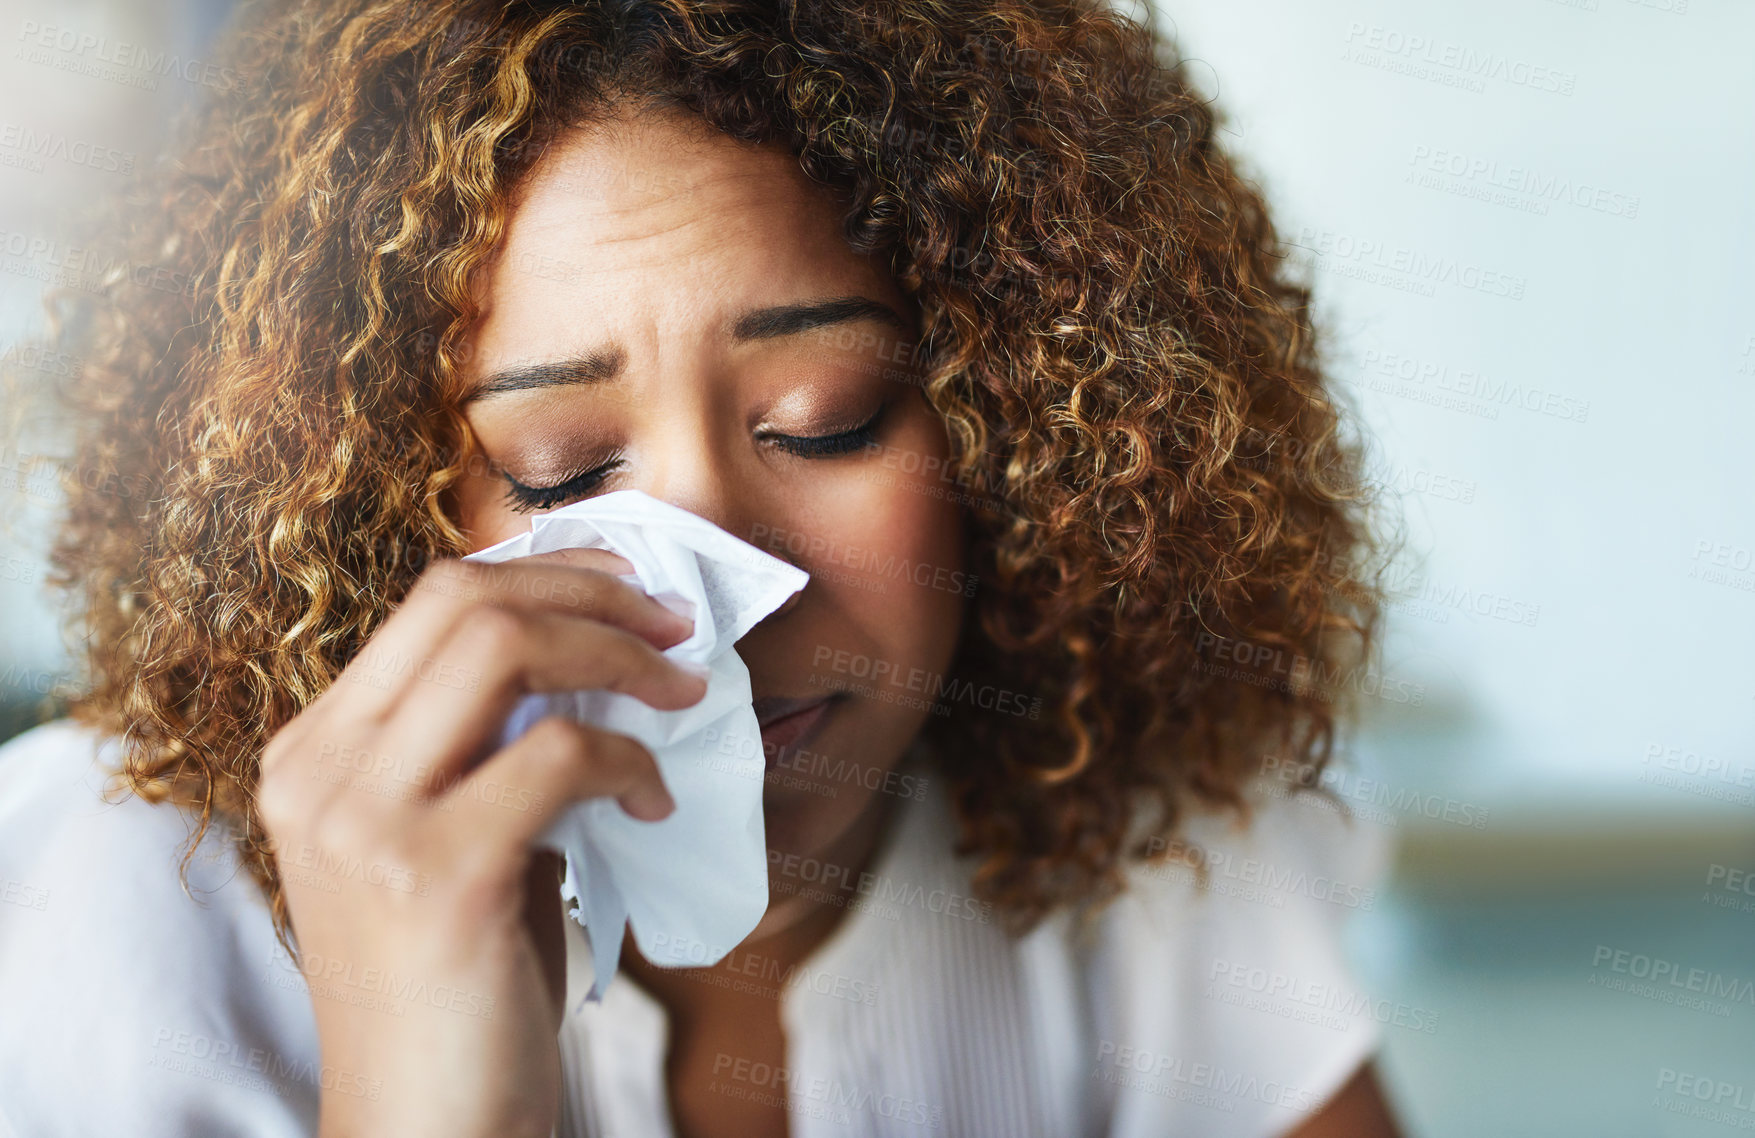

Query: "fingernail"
left=654, top=593, right=696, bottom=624
left=678, top=660, right=712, bottom=684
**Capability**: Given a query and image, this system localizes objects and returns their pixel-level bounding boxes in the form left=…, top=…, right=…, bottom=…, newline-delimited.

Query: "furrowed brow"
left=730, top=296, right=909, bottom=342
left=462, top=348, right=626, bottom=404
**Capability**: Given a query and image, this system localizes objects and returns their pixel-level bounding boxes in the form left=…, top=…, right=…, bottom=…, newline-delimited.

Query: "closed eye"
left=500, top=399, right=891, bottom=513
left=762, top=399, right=889, bottom=458
left=502, top=456, right=624, bottom=513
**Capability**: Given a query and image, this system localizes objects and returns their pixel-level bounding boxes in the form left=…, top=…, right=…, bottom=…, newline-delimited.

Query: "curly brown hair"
left=11, top=0, right=1386, bottom=956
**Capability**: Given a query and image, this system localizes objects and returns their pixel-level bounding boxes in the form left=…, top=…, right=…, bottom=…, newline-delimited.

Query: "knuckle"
left=450, top=603, right=528, bottom=657
left=256, top=738, right=318, bottom=830
left=258, top=738, right=290, bottom=783
left=646, top=642, right=682, bottom=679
left=259, top=715, right=309, bottom=771
left=640, top=649, right=689, bottom=697
left=521, top=718, right=598, bottom=785
left=527, top=714, right=594, bottom=759
left=624, top=736, right=661, bottom=781
left=592, top=728, right=649, bottom=785
left=570, top=569, right=614, bottom=606
left=600, top=628, right=659, bottom=688
left=254, top=770, right=313, bottom=838
left=305, top=798, right=387, bottom=859
left=445, top=845, right=524, bottom=919
left=422, top=556, right=470, bottom=582
left=411, top=557, right=477, bottom=602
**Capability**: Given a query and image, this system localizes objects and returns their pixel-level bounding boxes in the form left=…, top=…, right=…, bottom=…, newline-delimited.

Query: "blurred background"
left=2, top=1, right=1751, bottom=1134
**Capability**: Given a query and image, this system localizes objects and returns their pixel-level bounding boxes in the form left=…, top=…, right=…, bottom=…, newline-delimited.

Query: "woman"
left=0, top=1, right=1398, bottom=1135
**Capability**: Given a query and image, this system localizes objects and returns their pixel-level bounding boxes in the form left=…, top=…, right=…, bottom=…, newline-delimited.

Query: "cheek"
left=452, top=466, right=522, bottom=551
left=799, top=405, right=968, bottom=665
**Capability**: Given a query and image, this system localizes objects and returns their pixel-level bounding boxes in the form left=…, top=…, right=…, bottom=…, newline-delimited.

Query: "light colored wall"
left=1155, top=0, right=1754, bottom=834
left=0, top=0, right=227, bottom=719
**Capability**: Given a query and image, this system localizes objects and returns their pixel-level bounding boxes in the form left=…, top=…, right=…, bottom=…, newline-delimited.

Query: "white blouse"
left=0, top=718, right=1389, bottom=1138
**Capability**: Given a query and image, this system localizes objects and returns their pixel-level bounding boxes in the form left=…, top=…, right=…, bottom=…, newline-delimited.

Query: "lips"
left=753, top=694, right=838, bottom=770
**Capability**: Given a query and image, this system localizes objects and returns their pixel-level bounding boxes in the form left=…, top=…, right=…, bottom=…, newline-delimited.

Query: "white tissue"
left=460, top=489, right=809, bottom=1005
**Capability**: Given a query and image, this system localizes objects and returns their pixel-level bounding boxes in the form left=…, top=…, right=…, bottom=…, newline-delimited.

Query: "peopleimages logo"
left=270, top=949, right=498, bottom=1020
left=643, top=933, right=881, bottom=1006
left=1340, top=22, right=1578, bottom=96
left=1590, top=945, right=1755, bottom=1011
left=1356, top=347, right=1591, bottom=424
left=150, top=1029, right=381, bottom=1101
left=810, top=646, right=1042, bottom=720
left=0, top=228, right=198, bottom=299
left=1295, top=226, right=1528, bottom=300
left=1657, top=1068, right=1755, bottom=1115
left=749, top=522, right=978, bottom=598
left=1206, top=960, right=1442, bottom=1034
left=1260, top=755, right=1492, bottom=830
left=1143, top=835, right=1379, bottom=910
left=0, top=122, right=134, bottom=174
left=1092, top=1042, right=1320, bottom=1113
left=1192, top=631, right=1427, bottom=706
left=1407, top=145, right=1640, bottom=220
left=14, top=19, right=250, bottom=93
left=710, top=1055, right=945, bottom=1129
left=768, top=849, right=995, bottom=925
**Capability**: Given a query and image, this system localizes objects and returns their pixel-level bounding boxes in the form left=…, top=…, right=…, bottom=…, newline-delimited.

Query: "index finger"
left=519, top=546, right=634, bottom=577
left=404, top=551, right=693, bottom=645
left=324, top=552, right=692, bottom=719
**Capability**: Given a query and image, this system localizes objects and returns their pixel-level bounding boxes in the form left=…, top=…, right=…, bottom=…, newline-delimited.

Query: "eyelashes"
left=501, top=455, right=625, bottom=513
left=759, top=398, right=889, bottom=458
left=500, top=399, right=891, bottom=513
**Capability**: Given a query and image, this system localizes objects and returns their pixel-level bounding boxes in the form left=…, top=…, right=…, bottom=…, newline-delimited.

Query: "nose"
left=624, top=389, right=813, bottom=619
left=639, top=483, right=759, bottom=559
left=632, top=448, right=811, bottom=620
left=633, top=419, right=747, bottom=537
left=662, top=484, right=811, bottom=625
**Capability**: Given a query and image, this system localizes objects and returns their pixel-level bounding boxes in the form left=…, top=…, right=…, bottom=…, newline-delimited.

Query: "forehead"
left=462, top=107, right=896, bottom=373
left=490, top=110, right=865, bottom=291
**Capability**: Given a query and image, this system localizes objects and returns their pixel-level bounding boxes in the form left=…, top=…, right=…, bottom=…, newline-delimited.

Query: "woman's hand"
left=255, top=548, right=706, bottom=1138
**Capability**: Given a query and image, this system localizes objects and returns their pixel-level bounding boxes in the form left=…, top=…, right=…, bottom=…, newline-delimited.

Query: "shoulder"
left=0, top=718, right=264, bottom=928
left=1071, top=781, right=1394, bottom=1136
left=0, top=719, right=321, bottom=1137
left=864, top=758, right=1394, bottom=1138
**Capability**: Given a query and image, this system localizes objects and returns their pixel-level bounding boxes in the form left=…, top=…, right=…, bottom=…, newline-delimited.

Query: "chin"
left=754, top=692, right=926, bottom=879
left=759, top=774, right=861, bottom=856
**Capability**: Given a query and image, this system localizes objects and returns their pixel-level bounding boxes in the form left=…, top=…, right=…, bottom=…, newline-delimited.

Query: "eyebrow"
left=462, top=295, right=912, bottom=404
left=730, top=295, right=908, bottom=342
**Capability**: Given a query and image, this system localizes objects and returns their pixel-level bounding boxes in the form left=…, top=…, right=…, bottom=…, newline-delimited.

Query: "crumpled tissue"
left=461, top=489, right=809, bottom=1005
